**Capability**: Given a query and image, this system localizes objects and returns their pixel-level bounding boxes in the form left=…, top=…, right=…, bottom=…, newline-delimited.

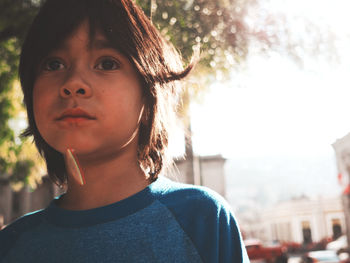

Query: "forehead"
left=53, top=22, right=116, bottom=52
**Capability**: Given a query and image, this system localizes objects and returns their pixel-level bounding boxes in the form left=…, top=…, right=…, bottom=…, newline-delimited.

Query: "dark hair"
left=19, top=0, right=194, bottom=186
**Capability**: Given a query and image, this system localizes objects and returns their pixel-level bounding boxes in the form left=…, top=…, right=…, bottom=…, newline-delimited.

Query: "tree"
left=0, top=0, right=40, bottom=43
left=0, top=0, right=42, bottom=189
left=138, top=0, right=338, bottom=76
left=137, top=0, right=254, bottom=77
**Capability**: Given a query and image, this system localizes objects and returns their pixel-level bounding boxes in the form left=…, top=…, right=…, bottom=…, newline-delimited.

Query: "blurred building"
left=0, top=177, right=62, bottom=227
left=241, top=195, right=345, bottom=244
left=175, top=154, right=226, bottom=197
left=333, top=132, right=350, bottom=247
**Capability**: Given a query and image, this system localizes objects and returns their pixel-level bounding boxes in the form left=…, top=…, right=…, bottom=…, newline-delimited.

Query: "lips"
left=56, top=108, right=96, bottom=121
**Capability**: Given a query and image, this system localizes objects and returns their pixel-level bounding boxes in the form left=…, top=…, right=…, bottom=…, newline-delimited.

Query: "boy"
left=0, top=0, right=249, bottom=262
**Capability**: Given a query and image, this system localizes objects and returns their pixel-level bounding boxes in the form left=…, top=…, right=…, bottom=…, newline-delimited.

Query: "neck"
left=57, top=149, right=149, bottom=211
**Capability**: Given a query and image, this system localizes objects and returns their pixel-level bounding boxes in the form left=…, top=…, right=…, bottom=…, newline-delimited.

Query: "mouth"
left=56, top=108, right=96, bottom=124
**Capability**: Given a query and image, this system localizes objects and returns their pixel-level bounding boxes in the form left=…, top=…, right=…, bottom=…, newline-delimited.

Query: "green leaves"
left=138, top=0, right=251, bottom=75
left=0, top=1, right=42, bottom=188
left=0, top=0, right=40, bottom=43
left=0, top=39, right=20, bottom=177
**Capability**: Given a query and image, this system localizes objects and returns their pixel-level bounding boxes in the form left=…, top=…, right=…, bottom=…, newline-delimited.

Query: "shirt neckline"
left=44, top=176, right=168, bottom=228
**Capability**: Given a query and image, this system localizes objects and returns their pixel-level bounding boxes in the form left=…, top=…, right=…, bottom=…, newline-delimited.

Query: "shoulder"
left=154, top=178, right=247, bottom=263
left=0, top=209, right=45, bottom=234
left=156, top=177, right=230, bottom=214
left=0, top=209, right=45, bottom=259
left=161, top=179, right=227, bottom=207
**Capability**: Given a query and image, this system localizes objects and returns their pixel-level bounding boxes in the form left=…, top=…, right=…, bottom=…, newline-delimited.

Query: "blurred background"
left=1, top=0, right=350, bottom=262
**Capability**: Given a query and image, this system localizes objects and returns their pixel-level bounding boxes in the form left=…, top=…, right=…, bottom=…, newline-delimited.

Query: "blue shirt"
left=0, top=177, right=249, bottom=262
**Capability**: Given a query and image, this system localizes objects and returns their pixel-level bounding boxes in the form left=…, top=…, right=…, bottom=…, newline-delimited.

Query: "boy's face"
left=33, top=22, right=145, bottom=163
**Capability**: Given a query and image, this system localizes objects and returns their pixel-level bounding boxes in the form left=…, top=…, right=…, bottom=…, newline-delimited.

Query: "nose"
left=59, top=71, right=92, bottom=99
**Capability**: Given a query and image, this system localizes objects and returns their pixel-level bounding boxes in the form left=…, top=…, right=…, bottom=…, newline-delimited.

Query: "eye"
left=95, top=57, right=120, bottom=71
left=42, top=58, right=65, bottom=71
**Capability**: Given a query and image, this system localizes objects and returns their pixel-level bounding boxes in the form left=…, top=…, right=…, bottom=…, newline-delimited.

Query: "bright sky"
left=189, top=0, right=350, bottom=160
left=190, top=53, right=350, bottom=159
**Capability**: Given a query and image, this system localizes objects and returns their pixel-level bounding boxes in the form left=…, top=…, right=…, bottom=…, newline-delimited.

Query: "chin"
left=49, top=142, right=96, bottom=156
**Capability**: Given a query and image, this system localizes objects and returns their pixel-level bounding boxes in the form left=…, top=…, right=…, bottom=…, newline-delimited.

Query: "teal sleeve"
left=159, top=186, right=249, bottom=263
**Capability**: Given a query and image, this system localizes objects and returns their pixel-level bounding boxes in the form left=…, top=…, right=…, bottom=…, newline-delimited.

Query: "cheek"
left=33, top=96, right=47, bottom=117
left=32, top=84, right=51, bottom=132
left=33, top=87, right=41, bottom=119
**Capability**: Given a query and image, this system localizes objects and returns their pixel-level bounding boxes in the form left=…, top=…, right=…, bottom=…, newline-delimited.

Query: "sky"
left=183, top=0, right=350, bottom=200
left=190, top=53, right=350, bottom=159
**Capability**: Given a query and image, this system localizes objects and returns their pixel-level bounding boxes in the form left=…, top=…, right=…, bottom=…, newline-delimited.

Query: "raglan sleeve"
left=215, top=199, right=250, bottom=263
left=164, top=186, right=250, bottom=263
